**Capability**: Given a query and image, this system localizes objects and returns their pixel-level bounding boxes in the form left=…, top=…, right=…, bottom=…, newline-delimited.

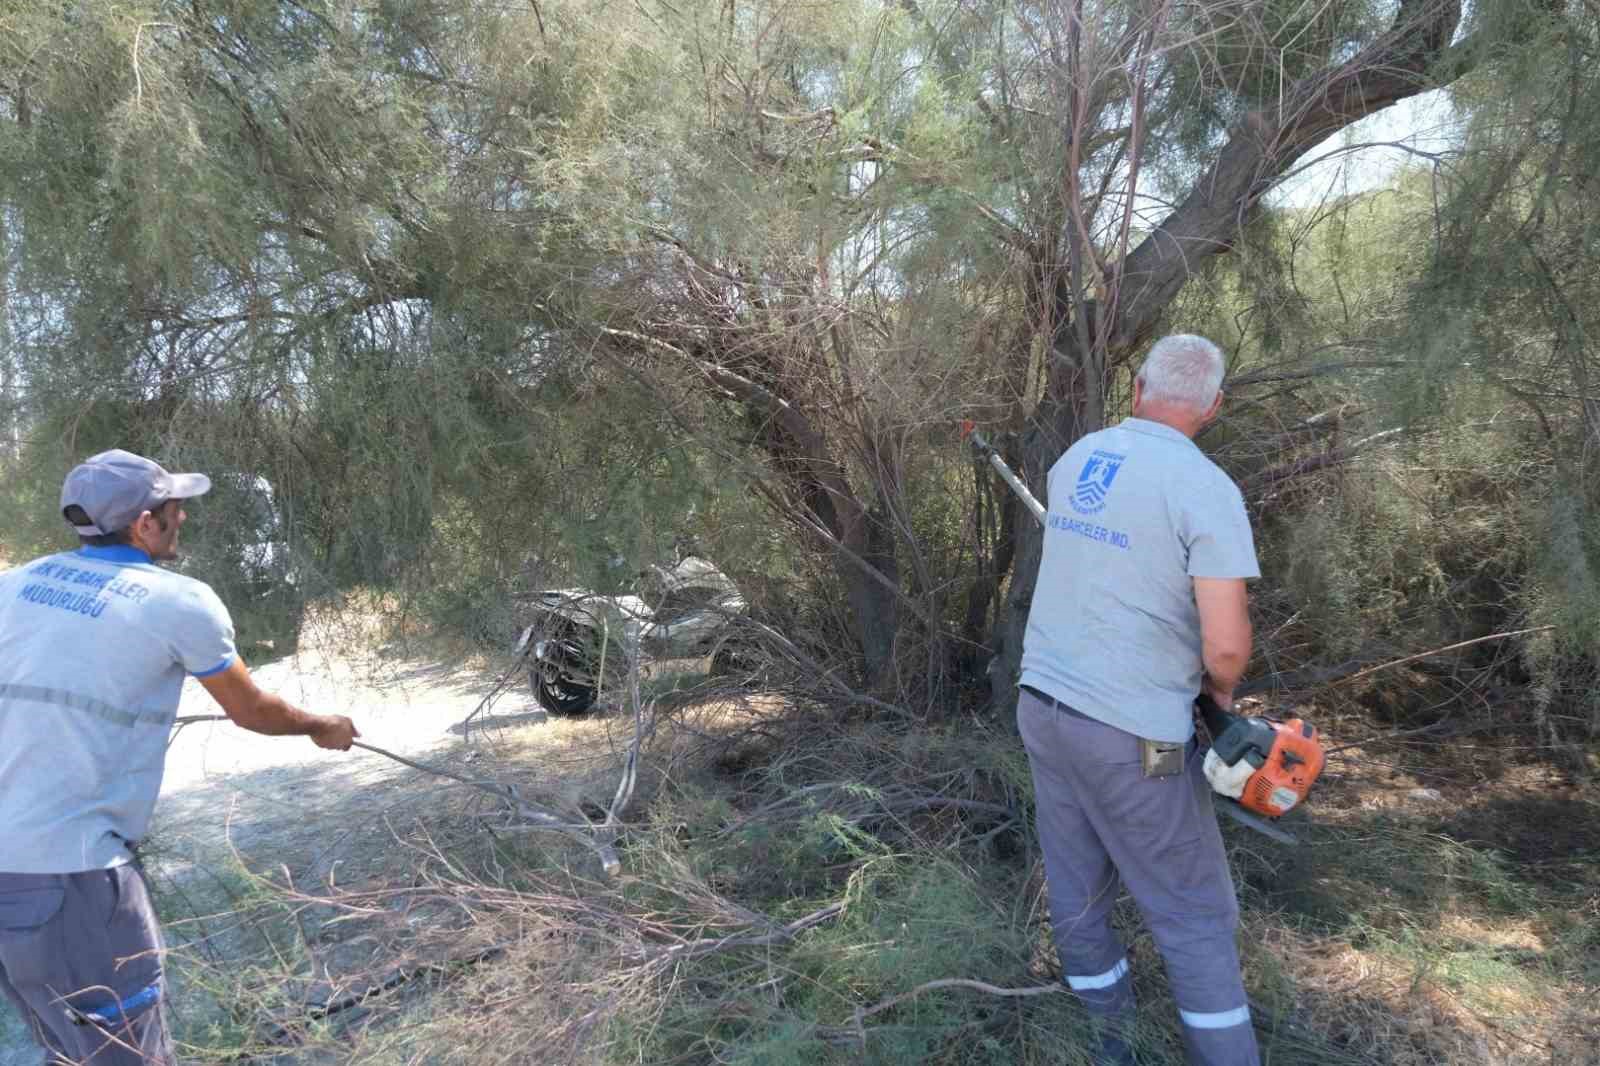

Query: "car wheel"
left=529, top=632, right=599, bottom=716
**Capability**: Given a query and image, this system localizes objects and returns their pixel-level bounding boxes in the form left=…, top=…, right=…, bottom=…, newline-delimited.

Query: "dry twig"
left=348, top=740, right=622, bottom=876
left=850, top=978, right=1061, bottom=1043
left=636, top=900, right=847, bottom=964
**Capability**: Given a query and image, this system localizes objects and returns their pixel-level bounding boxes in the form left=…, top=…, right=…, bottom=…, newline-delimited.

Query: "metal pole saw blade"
left=1213, top=797, right=1299, bottom=845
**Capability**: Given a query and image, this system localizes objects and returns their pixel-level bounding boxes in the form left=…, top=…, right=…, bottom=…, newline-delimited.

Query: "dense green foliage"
left=1, top=0, right=1596, bottom=743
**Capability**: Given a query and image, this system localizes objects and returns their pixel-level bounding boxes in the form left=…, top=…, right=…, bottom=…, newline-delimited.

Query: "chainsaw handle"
left=1195, top=692, right=1236, bottom=738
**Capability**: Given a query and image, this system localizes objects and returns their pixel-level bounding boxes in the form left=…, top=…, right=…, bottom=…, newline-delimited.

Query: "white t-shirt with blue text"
left=0, top=545, right=235, bottom=873
left=1020, top=418, right=1259, bottom=743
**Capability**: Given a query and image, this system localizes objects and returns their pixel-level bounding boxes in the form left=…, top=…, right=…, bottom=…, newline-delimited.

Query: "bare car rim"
left=529, top=637, right=598, bottom=715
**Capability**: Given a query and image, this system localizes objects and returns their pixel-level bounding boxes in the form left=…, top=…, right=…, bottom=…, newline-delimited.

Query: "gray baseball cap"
left=60, top=449, right=212, bottom=536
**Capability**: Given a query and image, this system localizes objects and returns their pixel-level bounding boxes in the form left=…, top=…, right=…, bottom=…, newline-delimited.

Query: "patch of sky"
left=1269, top=89, right=1465, bottom=209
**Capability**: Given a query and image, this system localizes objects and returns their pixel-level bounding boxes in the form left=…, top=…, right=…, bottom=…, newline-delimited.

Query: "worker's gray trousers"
left=1018, top=688, right=1260, bottom=1066
left=0, top=866, right=173, bottom=1065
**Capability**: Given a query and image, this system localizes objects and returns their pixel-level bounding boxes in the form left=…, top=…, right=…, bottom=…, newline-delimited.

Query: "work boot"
left=1087, top=1014, right=1139, bottom=1066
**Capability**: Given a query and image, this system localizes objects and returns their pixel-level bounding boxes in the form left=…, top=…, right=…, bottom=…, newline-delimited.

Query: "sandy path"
left=164, top=646, right=506, bottom=791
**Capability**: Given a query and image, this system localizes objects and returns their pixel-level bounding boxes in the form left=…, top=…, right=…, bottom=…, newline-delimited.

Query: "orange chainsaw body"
left=1199, top=693, right=1326, bottom=819
left=1239, top=717, right=1325, bottom=817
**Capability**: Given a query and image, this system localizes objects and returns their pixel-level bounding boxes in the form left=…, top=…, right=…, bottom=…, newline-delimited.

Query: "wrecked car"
left=514, top=556, right=748, bottom=715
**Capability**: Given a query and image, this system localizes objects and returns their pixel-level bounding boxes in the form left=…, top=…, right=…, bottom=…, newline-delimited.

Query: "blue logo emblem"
left=1070, top=450, right=1125, bottom=515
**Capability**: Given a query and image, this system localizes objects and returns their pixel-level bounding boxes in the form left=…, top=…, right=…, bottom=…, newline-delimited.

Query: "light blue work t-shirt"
left=0, top=545, right=235, bottom=873
left=1019, top=417, right=1259, bottom=743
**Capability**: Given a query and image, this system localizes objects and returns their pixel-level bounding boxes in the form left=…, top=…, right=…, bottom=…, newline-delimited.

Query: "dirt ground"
left=0, top=631, right=641, bottom=1066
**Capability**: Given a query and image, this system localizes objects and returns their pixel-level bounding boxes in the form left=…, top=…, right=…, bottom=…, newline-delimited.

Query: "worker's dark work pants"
left=1018, top=688, right=1260, bottom=1066
left=0, top=866, right=174, bottom=1065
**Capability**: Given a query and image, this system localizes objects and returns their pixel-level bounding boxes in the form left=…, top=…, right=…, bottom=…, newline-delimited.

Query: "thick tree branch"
left=1241, top=427, right=1405, bottom=494
left=1112, top=0, right=1469, bottom=351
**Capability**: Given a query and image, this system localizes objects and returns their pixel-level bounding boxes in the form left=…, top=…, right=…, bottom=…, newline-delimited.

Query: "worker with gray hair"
left=1019, top=335, right=1261, bottom=1065
left=0, top=449, right=359, bottom=1066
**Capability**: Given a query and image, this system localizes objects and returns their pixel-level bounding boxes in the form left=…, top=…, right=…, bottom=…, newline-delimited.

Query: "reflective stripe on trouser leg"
left=1179, top=1005, right=1258, bottom=1066
left=1066, top=957, right=1129, bottom=992
left=1154, top=911, right=1257, bottom=1066
left=1016, top=691, right=1260, bottom=1066
left=1064, top=957, right=1134, bottom=1018
left=1017, top=689, right=1135, bottom=1019
left=1181, top=1006, right=1251, bottom=1029
left=1063, top=956, right=1138, bottom=1066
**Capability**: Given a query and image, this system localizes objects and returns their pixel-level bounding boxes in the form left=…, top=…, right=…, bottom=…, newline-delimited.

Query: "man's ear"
left=128, top=509, right=157, bottom=548
left=1131, top=376, right=1145, bottom=415
left=1203, top=390, right=1224, bottom=423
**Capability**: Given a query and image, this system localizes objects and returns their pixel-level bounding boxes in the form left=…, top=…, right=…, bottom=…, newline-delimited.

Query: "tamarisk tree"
left=578, top=0, right=1529, bottom=692
left=0, top=0, right=1563, bottom=694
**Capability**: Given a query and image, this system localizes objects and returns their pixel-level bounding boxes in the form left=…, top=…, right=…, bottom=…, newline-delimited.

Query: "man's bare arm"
left=198, top=659, right=358, bottom=750
left=1193, top=576, right=1252, bottom=706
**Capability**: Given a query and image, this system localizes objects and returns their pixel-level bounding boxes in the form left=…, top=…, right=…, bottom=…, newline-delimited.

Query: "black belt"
left=1019, top=685, right=1196, bottom=751
left=1019, top=685, right=1091, bottom=721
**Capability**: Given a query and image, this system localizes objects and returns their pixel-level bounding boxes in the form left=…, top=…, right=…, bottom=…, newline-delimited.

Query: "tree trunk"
left=841, top=500, right=901, bottom=690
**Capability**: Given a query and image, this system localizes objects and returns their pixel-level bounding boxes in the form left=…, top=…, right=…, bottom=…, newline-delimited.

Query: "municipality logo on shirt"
left=1069, top=449, right=1125, bottom=515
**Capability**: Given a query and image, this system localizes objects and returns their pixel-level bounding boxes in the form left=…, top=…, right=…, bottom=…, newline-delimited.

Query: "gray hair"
left=1137, top=334, right=1226, bottom=412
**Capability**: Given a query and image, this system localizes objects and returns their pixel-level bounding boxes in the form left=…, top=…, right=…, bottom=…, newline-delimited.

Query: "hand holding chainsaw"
left=1201, top=672, right=1235, bottom=714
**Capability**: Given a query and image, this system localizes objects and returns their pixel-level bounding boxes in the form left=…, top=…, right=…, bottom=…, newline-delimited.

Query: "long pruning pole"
left=961, top=423, right=1300, bottom=846
left=964, top=425, right=1047, bottom=524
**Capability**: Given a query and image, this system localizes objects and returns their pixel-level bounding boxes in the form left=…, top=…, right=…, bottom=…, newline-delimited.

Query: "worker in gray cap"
left=0, top=449, right=358, bottom=1065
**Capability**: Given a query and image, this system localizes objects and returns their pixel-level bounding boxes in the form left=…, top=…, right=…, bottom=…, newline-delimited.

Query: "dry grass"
left=95, top=642, right=1600, bottom=1066
left=130, top=657, right=808, bottom=1063
left=1221, top=689, right=1600, bottom=1066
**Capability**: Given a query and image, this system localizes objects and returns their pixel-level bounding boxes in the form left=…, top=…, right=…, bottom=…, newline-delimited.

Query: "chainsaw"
left=1196, top=693, right=1324, bottom=818
left=961, top=422, right=1323, bottom=844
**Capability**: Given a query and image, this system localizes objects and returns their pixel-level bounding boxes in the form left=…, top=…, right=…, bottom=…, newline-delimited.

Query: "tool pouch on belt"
left=1139, top=738, right=1186, bottom=778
